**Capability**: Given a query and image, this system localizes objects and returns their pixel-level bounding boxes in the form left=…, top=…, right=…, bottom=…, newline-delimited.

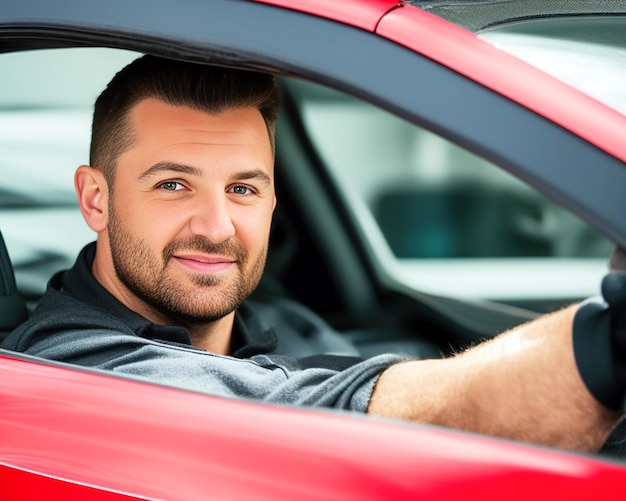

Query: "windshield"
left=478, top=16, right=626, bottom=116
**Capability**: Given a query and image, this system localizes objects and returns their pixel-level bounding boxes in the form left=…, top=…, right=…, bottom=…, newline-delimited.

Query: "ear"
left=75, top=165, right=109, bottom=233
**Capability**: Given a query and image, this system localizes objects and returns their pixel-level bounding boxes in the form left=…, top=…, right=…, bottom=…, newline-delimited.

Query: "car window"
left=0, top=48, right=139, bottom=298
left=288, top=80, right=613, bottom=310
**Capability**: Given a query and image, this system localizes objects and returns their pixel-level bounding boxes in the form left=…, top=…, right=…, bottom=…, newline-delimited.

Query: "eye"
left=158, top=181, right=186, bottom=191
left=228, top=184, right=255, bottom=196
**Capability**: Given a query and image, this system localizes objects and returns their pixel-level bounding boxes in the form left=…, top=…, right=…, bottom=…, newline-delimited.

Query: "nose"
left=188, top=193, right=236, bottom=243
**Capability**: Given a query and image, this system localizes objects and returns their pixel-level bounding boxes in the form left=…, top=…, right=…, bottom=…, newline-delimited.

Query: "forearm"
left=367, top=305, right=620, bottom=451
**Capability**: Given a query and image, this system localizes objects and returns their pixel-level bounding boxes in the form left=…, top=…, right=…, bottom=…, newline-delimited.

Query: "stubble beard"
left=107, top=204, right=267, bottom=325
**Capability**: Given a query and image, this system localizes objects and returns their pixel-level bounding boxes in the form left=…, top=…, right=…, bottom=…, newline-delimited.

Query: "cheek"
left=233, top=206, right=274, bottom=249
left=116, top=200, right=184, bottom=248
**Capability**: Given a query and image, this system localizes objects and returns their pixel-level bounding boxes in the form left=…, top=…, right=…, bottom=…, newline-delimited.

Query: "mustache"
left=163, top=236, right=246, bottom=263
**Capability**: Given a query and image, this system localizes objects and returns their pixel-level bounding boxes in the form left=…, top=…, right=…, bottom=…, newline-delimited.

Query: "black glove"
left=573, top=272, right=626, bottom=410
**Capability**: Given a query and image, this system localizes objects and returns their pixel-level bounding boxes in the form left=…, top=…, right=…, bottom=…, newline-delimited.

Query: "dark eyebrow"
left=139, top=162, right=203, bottom=180
left=233, top=169, right=272, bottom=186
left=139, top=162, right=272, bottom=186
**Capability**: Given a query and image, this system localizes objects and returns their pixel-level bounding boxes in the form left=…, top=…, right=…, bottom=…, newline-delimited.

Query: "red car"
left=2, top=0, right=626, bottom=498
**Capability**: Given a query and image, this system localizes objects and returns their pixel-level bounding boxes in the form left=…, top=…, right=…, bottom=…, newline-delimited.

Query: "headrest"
left=0, top=231, right=28, bottom=330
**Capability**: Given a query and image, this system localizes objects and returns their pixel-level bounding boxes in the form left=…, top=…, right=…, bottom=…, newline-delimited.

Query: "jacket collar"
left=57, top=242, right=277, bottom=357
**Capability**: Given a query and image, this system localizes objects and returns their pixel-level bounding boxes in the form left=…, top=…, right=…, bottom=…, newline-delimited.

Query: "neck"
left=186, top=313, right=235, bottom=355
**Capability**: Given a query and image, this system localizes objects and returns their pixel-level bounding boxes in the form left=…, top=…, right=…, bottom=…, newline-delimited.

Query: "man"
left=2, top=55, right=624, bottom=452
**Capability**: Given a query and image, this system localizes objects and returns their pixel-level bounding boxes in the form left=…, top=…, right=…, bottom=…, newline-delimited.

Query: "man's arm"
left=367, top=304, right=621, bottom=452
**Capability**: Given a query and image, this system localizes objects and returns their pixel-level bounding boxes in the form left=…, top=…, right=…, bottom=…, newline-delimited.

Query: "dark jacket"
left=2, top=243, right=403, bottom=411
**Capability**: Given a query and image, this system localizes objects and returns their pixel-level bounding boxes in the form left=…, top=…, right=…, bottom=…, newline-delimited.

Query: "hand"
left=573, top=272, right=626, bottom=410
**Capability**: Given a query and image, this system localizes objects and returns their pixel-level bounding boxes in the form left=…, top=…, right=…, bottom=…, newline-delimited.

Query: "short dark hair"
left=90, top=55, right=280, bottom=185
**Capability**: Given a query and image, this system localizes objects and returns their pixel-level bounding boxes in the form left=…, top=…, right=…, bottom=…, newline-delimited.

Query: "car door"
left=2, top=1, right=626, bottom=499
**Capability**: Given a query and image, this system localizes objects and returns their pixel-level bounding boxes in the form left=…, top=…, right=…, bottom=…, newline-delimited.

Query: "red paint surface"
left=251, top=0, right=398, bottom=31
left=1, top=354, right=625, bottom=500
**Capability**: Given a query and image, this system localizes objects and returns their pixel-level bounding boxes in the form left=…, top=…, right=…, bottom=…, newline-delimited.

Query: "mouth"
left=172, top=253, right=237, bottom=274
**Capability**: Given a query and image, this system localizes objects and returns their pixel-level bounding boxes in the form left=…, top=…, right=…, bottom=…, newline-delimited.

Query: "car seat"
left=0, top=231, right=28, bottom=338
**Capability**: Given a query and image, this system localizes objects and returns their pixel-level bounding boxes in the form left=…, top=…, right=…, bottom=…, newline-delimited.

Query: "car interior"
left=0, top=231, right=28, bottom=337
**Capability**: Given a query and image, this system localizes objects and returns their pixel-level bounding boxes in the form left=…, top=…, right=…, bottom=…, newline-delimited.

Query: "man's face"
left=104, top=98, right=276, bottom=325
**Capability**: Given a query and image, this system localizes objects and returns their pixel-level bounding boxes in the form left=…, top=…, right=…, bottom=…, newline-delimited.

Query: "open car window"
left=0, top=46, right=615, bottom=315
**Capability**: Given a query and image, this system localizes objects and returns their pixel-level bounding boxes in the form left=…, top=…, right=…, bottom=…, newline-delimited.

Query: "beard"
left=107, top=204, right=267, bottom=326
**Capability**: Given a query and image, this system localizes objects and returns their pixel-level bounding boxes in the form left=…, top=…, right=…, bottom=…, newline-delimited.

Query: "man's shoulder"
left=1, top=281, right=132, bottom=353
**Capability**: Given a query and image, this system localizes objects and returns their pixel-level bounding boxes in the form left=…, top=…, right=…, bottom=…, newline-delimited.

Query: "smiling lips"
left=172, top=254, right=236, bottom=273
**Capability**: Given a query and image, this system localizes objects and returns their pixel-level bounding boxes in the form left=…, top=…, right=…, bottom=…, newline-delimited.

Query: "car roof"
left=410, top=0, right=626, bottom=31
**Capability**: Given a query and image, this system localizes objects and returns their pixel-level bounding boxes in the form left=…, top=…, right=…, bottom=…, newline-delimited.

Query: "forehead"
left=113, top=98, right=275, bottom=181
left=127, top=98, right=270, bottom=145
